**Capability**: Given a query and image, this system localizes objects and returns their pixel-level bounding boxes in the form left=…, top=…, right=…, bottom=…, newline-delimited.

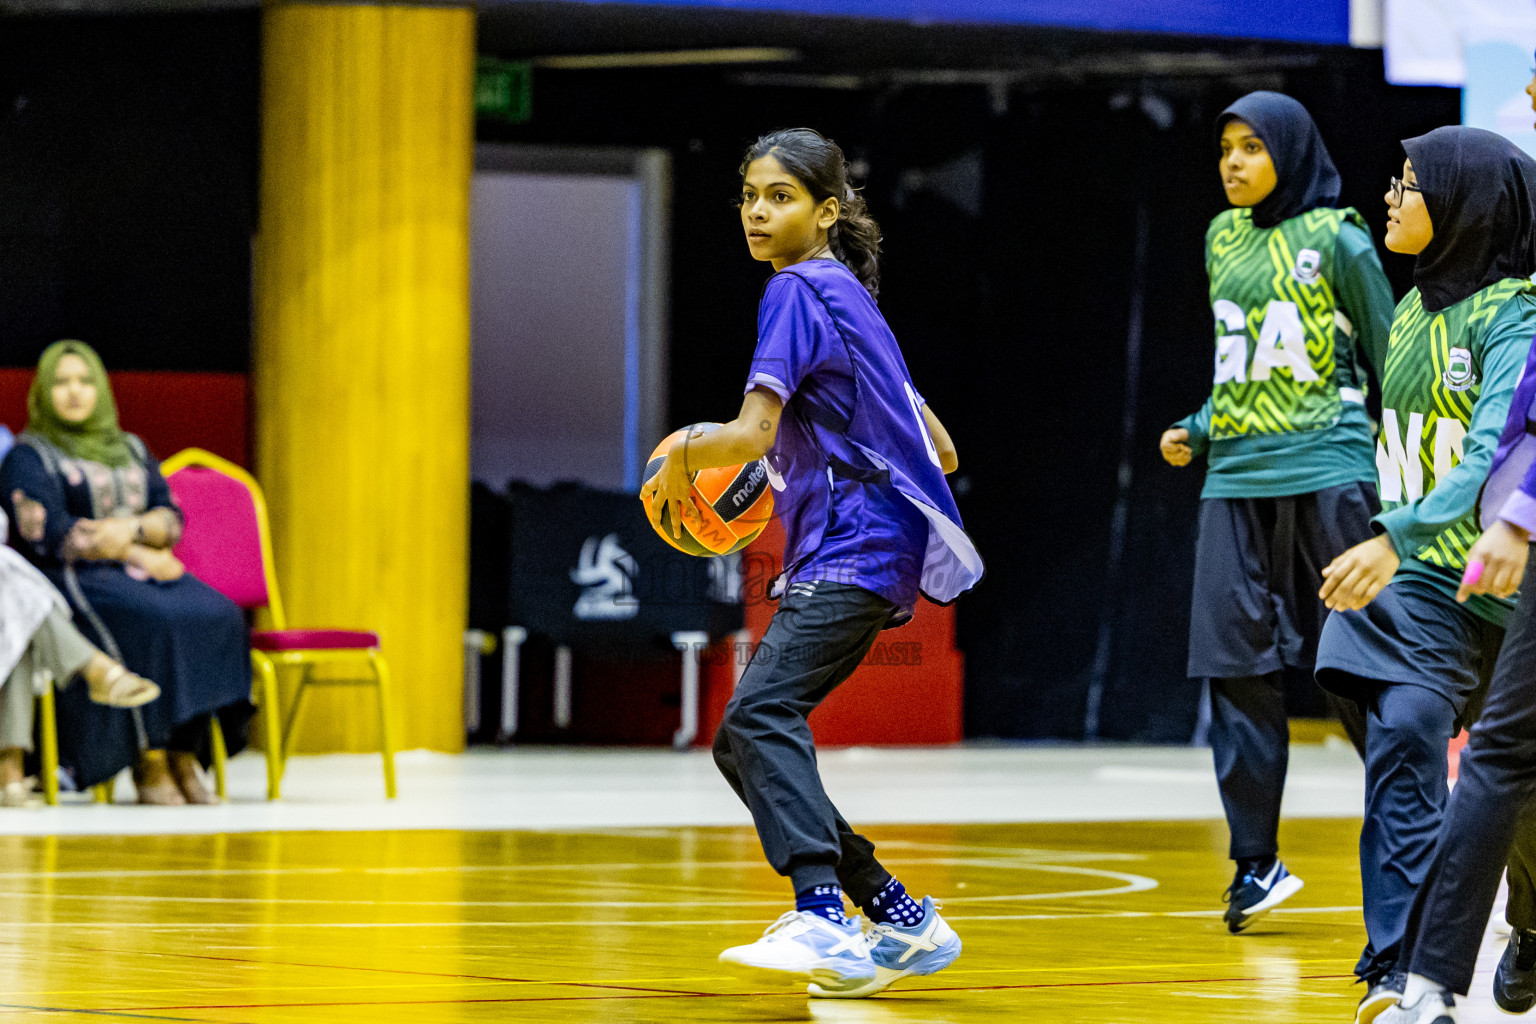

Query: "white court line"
left=0, top=854, right=1145, bottom=880
left=0, top=892, right=793, bottom=908
left=0, top=851, right=1160, bottom=909
left=878, top=840, right=1151, bottom=862
left=0, top=864, right=1158, bottom=908
left=948, top=905, right=1364, bottom=922
left=943, top=863, right=1157, bottom=901
left=0, top=869, right=350, bottom=880
left=0, top=906, right=1364, bottom=928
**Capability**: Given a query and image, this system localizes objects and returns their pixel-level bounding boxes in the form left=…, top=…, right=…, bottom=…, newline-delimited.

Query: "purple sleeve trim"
left=745, top=372, right=791, bottom=404
left=1498, top=490, right=1536, bottom=536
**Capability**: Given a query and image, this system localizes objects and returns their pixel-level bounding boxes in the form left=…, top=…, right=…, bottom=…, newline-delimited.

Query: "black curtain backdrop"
left=0, top=13, right=258, bottom=372
left=485, top=43, right=1457, bottom=742
left=0, top=7, right=1461, bottom=743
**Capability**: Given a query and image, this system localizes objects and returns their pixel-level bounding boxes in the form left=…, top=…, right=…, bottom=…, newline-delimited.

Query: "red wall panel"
left=699, top=515, right=964, bottom=746
left=0, top=369, right=248, bottom=467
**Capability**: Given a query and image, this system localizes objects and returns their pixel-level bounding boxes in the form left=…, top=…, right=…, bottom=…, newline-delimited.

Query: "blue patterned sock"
left=795, top=884, right=849, bottom=926
left=866, top=877, right=925, bottom=928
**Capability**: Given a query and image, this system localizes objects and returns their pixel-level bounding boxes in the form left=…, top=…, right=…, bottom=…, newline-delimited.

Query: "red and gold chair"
left=161, top=448, right=397, bottom=800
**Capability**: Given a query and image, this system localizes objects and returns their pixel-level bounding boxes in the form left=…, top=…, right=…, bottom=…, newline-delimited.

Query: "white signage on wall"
left=1467, top=6, right=1536, bottom=157
left=1384, top=0, right=1536, bottom=157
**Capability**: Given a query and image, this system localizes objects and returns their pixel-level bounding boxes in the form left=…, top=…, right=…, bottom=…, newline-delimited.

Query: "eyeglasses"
left=1389, top=177, right=1422, bottom=206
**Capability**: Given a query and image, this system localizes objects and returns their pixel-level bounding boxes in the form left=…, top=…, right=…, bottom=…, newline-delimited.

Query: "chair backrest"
left=162, top=448, right=287, bottom=629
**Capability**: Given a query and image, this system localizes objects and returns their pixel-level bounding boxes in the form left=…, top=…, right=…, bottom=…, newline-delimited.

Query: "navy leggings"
left=1402, top=569, right=1536, bottom=994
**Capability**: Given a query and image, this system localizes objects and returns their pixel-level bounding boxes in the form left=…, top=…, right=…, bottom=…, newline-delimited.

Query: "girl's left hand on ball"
left=1457, top=520, right=1531, bottom=603
left=640, top=453, right=700, bottom=540
left=1320, top=535, right=1399, bottom=612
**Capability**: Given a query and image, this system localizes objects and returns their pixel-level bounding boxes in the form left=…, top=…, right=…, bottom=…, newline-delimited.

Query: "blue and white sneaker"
left=1223, top=859, right=1304, bottom=933
left=810, top=897, right=962, bottom=999
left=719, top=911, right=876, bottom=994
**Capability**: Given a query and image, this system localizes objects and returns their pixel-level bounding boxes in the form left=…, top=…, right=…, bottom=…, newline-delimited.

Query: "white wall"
left=470, top=153, right=669, bottom=492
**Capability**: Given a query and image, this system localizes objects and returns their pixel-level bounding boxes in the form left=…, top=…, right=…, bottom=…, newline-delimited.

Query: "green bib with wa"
left=1205, top=207, right=1367, bottom=441
left=1377, top=279, right=1536, bottom=571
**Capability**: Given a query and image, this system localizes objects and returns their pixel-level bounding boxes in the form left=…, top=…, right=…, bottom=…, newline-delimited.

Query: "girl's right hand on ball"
left=1160, top=428, right=1193, bottom=467
left=640, top=451, right=700, bottom=540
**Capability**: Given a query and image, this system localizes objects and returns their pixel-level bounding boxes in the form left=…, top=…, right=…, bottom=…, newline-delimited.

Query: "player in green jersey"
left=1160, top=91, right=1393, bottom=934
left=1313, top=126, right=1536, bottom=1024
left=1376, top=69, right=1536, bottom=1024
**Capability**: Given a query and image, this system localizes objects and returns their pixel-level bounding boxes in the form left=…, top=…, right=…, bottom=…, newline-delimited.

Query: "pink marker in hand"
left=1463, top=559, right=1485, bottom=590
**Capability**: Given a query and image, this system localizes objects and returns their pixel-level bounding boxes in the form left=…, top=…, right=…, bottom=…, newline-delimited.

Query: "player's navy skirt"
left=1188, top=481, right=1377, bottom=679
left=1315, top=573, right=1503, bottom=722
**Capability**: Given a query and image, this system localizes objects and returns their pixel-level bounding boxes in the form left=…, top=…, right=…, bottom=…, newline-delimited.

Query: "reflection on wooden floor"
left=0, top=819, right=1386, bottom=1021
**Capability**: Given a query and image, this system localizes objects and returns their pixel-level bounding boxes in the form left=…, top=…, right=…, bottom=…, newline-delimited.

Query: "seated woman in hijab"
left=0, top=504, right=159, bottom=806
left=0, top=341, right=253, bottom=804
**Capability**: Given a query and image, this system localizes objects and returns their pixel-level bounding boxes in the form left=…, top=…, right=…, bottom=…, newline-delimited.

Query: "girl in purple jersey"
left=640, top=129, right=982, bottom=998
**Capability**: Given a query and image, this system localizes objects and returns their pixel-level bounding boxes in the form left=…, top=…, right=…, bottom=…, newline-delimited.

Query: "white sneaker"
left=719, top=911, right=877, bottom=994
left=1357, top=973, right=1407, bottom=1024
left=811, top=896, right=962, bottom=999
left=1376, top=988, right=1457, bottom=1024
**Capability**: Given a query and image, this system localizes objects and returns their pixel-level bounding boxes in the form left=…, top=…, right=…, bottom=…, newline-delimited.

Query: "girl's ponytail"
left=830, top=183, right=882, bottom=298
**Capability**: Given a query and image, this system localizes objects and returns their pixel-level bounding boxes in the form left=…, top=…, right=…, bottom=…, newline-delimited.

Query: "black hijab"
left=1217, top=91, right=1341, bottom=229
left=1402, top=126, right=1536, bottom=313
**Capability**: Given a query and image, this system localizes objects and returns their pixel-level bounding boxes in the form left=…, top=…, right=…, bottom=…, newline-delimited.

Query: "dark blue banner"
left=533, top=0, right=1351, bottom=45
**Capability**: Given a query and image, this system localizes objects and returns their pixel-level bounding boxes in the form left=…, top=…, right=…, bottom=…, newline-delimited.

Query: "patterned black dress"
left=0, top=433, right=251, bottom=787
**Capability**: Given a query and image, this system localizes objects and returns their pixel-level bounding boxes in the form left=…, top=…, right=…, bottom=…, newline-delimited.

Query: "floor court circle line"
left=0, top=848, right=1157, bottom=880
left=0, top=905, right=1362, bottom=928
left=0, top=856, right=1159, bottom=910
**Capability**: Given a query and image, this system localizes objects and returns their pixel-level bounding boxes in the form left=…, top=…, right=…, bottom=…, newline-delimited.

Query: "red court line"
left=94, top=972, right=1360, bottom=1011
left=69, top=945, right=709, bottom=998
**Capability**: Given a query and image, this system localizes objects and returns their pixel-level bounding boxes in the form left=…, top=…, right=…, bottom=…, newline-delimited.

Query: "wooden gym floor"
left=0, top=745, right=1512, bottom=1022
left=0, top=816, right=1491, bottom=1024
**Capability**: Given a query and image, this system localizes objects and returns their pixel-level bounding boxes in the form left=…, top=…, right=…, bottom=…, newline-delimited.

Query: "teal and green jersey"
left=1374, top=279, right=1536, bottom=626
left=1176, top=207, right=1394, bottom=499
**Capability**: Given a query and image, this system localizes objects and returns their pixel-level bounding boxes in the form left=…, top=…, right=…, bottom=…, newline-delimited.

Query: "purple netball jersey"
left=744, top=258, right=983, bottom=623
left=1481, top=333, right=1536, bottom=533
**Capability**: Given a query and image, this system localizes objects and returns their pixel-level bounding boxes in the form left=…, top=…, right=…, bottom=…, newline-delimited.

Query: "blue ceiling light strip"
left=510, top=0, right=1351, bottom=46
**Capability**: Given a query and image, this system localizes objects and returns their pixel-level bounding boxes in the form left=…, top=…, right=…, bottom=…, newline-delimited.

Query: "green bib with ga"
left=1205, top=207, right=1367, bottom=441
left=1378, top=278, right=1535, bottom=571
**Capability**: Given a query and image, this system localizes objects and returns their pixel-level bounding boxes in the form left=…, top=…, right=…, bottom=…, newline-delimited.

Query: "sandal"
left=170, top=761, right=218, bottom=805
left=0, top=780, right=39, bottom=809
left=134, top=777, right=186, bottom=806
left=132, top=754, right=186, bottom=806
left=87, top=664, right=161, bottom=709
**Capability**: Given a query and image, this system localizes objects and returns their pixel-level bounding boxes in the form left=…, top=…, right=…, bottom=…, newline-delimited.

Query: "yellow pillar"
left=254, top=1, right=474, bottom=753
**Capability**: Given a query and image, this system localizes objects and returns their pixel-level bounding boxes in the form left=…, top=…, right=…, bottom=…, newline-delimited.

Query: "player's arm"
left=1373, top=320, right=1528, bottom=558
left=639, top=388, right=782, bottom=539
left=1460, top=341, right=1536, bottom=603
left=688, top=387, right=784, bottom=467
left=1324, top=311, right=1529, bottom=611
left=922, top=404, right=959, bottom=475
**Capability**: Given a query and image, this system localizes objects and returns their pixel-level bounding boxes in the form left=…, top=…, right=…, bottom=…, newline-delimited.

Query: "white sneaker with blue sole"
left=810, top=896, right=962, bottom=999
left=718, top=911, right=876, bottom=995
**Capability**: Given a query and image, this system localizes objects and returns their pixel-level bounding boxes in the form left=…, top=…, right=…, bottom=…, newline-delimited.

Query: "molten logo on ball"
left=641, top=423, right=775, bottom=558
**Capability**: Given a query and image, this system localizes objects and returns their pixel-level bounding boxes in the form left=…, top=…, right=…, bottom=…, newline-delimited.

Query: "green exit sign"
left=476, top=58, right=531, bottom=124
